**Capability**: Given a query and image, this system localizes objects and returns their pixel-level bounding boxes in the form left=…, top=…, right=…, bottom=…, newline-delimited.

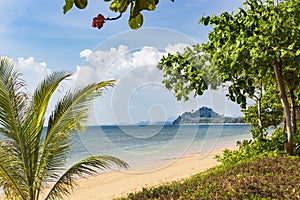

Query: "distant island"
left=172, top=107, right=244, bottom=125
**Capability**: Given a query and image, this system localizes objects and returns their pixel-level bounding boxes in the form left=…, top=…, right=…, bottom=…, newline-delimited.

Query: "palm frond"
left=23, top=71, right=71, bottom=156
left=20, top=72, right=71, bottom=193
left=0, top=57, right=27, bottom=140
left=0, top=57, right=29, bottom=199
left=45, top=156, right=129, bottom=200
left=47, top=80, right=115, bottom=137
left=0, top=140, right=27, bottom=199
left=26, top=71, right=71, bottom=131
left=42, top=80, right=115, bottom=161
left=36, top=80, right=115, bottom=196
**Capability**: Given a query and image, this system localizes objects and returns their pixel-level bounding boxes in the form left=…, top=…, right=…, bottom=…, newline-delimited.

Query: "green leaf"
left=110, top=0, right=130, bottom=13
left=131, top=0, right=156, bottom=17
left=128, top=13, right=143, bottom=29
left=296, top=49, right=300, bottom=56
left=63, top=0, right=74, bottom=14
left=74, top=0, right=88, bottom=9
left=204, top=16, right=210, bottom=26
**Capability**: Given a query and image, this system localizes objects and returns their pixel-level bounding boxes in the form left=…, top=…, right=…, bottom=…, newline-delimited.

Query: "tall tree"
left=0, top=57, right=128, bottom=200
left=200, top=0, right=300, bottom=154
left=158, top=0, right=300, bottom=154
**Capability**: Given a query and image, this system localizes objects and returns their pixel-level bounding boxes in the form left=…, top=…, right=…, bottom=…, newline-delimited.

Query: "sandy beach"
left=63, top=147, right=235, bottom=200
left=0, top=147, right=235, bottom=200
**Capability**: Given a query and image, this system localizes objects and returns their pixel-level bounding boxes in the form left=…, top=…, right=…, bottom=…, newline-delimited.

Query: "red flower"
left=92, top=14, right=106, bottom=29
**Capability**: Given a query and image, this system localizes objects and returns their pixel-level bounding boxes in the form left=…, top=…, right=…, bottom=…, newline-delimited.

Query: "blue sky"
left=0, top=0, right=245, bottom=125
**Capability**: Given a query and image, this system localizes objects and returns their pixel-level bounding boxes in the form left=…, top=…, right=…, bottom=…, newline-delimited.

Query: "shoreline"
left=64, top=146, right=237, bottom=200
left=0, top=146, right=237, bottom=200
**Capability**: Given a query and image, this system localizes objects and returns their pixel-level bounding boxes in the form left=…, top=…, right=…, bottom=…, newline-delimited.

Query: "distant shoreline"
left=93, top=123, right=249, bottom=127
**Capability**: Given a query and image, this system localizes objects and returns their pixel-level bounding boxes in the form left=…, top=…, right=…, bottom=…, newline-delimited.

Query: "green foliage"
left=157, top=44, right=221, bottom=101
left=199, top=0, right=300, bottom=109
left=63, top=0, right=174, bottom=29
left=216, top=126, right=300, bottom=166
left=243, top=86, right=283, bottom=139
left=0, top=57, right=128, bottom=200
left=118, top=156, right=300, bottom=200
left=156, top=0, right=300, bottom=156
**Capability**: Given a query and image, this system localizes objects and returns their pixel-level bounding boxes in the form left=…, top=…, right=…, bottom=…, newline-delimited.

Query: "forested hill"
left=172, top=107, right=244, bottom=124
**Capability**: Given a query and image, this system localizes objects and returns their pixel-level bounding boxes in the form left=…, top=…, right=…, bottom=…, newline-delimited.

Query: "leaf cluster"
left=199, top=0, right=300, bottom=108
left=243, top=86, right=283, bottom=138
left=216, top=126, right=300, bottom=167
left=63, top=0, right=174, bottom=29
left=157, top=44, right=221, bottom=101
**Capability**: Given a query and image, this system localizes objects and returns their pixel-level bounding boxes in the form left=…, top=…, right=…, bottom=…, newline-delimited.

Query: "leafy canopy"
left=199, top=0, right=300, bottom=106
left=159, top=0, right=299, bottom=111
left=158, top=0, right=300, bottom=154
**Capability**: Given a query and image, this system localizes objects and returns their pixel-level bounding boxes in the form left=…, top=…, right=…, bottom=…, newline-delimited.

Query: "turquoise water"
left=68, top=124, right=251, bottom=169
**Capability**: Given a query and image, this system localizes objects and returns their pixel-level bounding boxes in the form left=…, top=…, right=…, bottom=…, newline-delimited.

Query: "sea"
left=68, top=124, right=251, bottom=172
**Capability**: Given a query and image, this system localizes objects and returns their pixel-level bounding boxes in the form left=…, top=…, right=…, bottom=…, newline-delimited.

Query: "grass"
left=117, top=155, right=300, bottom=199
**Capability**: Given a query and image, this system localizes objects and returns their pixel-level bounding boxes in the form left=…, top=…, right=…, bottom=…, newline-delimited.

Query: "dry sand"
left=64, top=146, right=236, bottom=200
left=0, top=147, right=236, bottom=200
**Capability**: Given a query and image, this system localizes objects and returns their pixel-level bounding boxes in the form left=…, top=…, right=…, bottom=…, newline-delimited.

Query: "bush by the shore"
left=118, top=155, right=300, bottom=200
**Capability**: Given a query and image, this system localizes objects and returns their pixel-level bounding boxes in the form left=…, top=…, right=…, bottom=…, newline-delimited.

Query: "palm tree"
left=0, top=57, right=128, bottom=200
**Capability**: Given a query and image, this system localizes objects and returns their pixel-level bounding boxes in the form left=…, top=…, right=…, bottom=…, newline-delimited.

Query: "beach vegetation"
left=0, top=57, right=128, bottom=200
left=118, top=155, right=300, bottom=199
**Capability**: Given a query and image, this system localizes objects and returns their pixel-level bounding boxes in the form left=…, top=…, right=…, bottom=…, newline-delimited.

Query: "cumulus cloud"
left=73, top=65, right=98, bottom=85
left=16, top=57, right=52, bottom=93
left=77, top=44, right=191, bottom=80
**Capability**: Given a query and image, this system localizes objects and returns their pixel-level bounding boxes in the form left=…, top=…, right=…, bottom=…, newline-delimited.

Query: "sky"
left=0, top=0, right=246, bottom=125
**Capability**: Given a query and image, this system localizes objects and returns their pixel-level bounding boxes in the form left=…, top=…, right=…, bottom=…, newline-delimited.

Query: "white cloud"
left=73, top=65, right=98, bottom=86
left=16, top=57, right=52, bottom=93
left=80, top=49, right=93, bottom=58
left=131, top=46, right=162, bottom=68
left=165, top=43, right=191, bottom=54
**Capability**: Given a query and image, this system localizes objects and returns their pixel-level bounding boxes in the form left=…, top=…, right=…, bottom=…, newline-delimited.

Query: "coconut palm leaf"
left=45, top=156, right=129, bottom=200
left=0, top=140, right=27, bottom=199
left=0, top=58, right=28, bottom=199
left=19, top=72, right=72, bottom=197
left=23, top=71, right=71, bottom=156
left=37, top=81, right=115, bottom=186
left=0, top=57, right=27, bottom=141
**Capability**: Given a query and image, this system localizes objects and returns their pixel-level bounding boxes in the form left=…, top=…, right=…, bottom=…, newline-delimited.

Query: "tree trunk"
left=257, top=79, right=263, bottom=139
left=290, top=89, right=297, bottom=135
left=273, top=60, right=293, bottom=155
left=257, top=98, right=263, bottom=138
